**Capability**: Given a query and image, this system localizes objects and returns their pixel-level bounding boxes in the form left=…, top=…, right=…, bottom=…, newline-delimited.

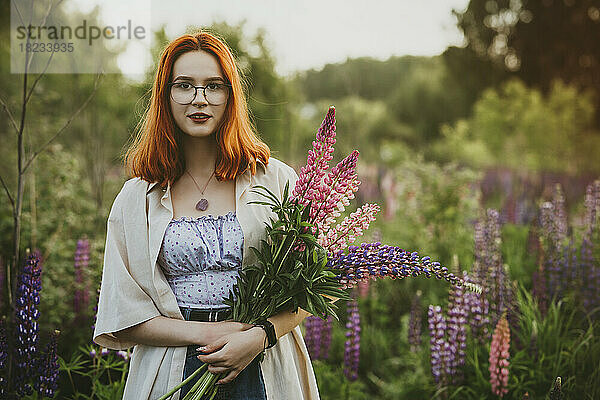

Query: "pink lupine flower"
left=319, top=203, right=380, bottom=255
left=291, top=106, right=337, bottom=206
left=311, top=150, right=361, bottom=231
left=489, top=314, right=510, bottom=397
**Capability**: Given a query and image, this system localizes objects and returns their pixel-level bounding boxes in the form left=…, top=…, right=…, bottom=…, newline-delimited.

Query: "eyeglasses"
left=168, top=81, right=232, bottom=106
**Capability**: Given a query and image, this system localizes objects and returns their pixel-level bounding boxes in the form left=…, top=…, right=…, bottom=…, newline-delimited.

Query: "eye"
left=174, top=82, right=192, bottom=89
left=206, top=82, right=220, bottom=90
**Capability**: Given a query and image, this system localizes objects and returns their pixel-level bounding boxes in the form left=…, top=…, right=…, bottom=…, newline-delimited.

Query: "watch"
left=253, top=319, right=277, bottom=349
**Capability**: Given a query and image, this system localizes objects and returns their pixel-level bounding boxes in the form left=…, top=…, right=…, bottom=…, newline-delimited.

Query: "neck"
left=182, top=134, right=218, bottom=178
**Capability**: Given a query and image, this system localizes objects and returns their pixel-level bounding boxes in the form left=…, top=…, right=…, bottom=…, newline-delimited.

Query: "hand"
left=202, top=320, right=254, bottom=345
left=197, top=327, right=267, bottom=385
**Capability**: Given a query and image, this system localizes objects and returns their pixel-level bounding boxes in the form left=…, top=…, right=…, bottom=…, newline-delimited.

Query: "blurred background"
left=1, top=0, right=599, bottom=398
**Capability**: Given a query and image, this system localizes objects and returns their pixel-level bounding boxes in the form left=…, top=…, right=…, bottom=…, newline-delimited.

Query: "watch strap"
left=255, top=319, right=277, bottom=349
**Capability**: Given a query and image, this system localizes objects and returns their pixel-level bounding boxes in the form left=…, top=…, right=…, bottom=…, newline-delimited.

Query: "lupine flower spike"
left=489, top=314, right=510, bottom=397
left=428, top=305, right=446, bottom=385
left=14, top=250, right=43, bottom=397
left=408, top=290, right=423, bottom=352
left=344, top=297, right=360, bottom=381
left=74, top=238, right=91, bottom=321
left=35, top=330, right=60, bottom=398
left=328, top=242, right=479, bottom=292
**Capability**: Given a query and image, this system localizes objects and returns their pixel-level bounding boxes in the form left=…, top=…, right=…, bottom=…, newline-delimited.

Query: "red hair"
left=125, top=29, right=270, bottom=186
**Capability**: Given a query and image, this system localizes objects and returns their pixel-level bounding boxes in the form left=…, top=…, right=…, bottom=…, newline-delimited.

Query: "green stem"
left=188, top=372, right=219, bottom=400
left=157, top=363, right=207, bottom=400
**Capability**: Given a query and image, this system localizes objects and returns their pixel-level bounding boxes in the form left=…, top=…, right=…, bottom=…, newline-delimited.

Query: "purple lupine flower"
left=320, top=315, right=333, bottom=360
left=303, top=315, right=322, bottom=360
left=35, top=329, right=60, bottom=398
left=532, top=264, right=548, bottom=317
left=74, top=238, right=91, bottom=321
left=472, top=219, right=487, bottom=285
left=540, top=185, right=569, bottom=301
left=14, top=250, right=43, bottom=397
left=328, top=242, right=468, bottom=290
left=101, top=347, right=110, bottom=356
left=117, top=350, right=130, bottom=361
left=560, top=236, right=578, bottom=291
left=304, top=315, right=334, bottom=361
left=343, top=298, right=360, bottom=381
left=446, top=282, right=468, bottom=384
left=0, top=318, right=8, bottom=397
left=463, top=272, right=490, bottom=343
left=485, top=209, right=510, bottom=325
left=408, top=290, right=422, bottom=352
left=428, top=305, right=446, bottom=385
left=581, top=180, right=600, bottom=313
left=89, top=348, right=97, bottom=358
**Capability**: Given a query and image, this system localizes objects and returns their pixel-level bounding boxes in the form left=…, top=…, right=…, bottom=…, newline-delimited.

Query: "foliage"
left=454, top=0, right=600, bottom=127
left=433, top=78, right=600, bottom=175
left=57, top=344, right=129, bottom=400
left=377, top=154, right=482, bottom=271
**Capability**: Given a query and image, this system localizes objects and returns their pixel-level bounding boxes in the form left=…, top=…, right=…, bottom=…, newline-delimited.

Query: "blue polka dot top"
left=157, top=211, right=244, bottom=309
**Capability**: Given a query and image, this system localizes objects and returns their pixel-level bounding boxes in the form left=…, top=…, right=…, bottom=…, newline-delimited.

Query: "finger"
left=216, top=369, right=240, bottom=385
left=201, top=358, right=230, bottom=368
left=207, top=364, right=230, bottom=374
left=197, top=340, right=227, bottom=362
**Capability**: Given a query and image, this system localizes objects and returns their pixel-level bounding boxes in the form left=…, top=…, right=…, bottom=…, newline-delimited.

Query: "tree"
left=454, top=0, right=600, bottom=127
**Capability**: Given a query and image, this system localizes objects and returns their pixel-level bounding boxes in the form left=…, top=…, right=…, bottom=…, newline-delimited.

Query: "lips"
left=187, top=112, right=212, bottom=122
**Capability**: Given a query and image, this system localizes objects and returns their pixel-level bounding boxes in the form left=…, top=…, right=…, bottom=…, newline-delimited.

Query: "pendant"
left=196, top=198, right=209, bottom=211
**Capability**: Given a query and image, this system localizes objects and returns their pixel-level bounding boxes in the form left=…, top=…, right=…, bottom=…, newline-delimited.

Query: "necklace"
left=185, top=169, right=215, bottom=211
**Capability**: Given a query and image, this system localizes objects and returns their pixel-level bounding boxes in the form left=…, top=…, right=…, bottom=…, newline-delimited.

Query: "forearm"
left=113, top=316, right=214, bottom=347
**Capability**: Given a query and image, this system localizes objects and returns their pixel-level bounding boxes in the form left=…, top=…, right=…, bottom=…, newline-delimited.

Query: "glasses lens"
left=205, top=84, right=229, bottom=105
left=171, top=83, right=195, bottom=104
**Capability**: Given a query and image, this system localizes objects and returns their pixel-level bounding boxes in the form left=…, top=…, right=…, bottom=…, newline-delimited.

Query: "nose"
left=191, top=88, right=208, bottom=106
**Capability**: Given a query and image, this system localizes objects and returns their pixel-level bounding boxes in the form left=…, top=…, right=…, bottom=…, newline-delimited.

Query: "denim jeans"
left=180, top=343, right=267, bottom=400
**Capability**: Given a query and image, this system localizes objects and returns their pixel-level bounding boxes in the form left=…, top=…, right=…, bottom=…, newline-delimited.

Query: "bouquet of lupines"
left=160, top=106, right=476, bottom=400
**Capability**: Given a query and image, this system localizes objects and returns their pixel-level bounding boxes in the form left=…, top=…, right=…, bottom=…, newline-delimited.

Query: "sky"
left=66, top=0, right=470, bottom=79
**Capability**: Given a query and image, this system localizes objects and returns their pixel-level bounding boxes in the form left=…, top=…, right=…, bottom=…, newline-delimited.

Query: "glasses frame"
left=167, top=81, right=232, bottom=106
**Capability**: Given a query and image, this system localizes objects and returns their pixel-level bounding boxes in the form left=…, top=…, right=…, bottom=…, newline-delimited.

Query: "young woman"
left=93, top=30, right=320, bottom=400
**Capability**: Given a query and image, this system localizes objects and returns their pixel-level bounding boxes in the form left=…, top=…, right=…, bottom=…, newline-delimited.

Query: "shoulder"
left=108, top=177, right=149, bottom=220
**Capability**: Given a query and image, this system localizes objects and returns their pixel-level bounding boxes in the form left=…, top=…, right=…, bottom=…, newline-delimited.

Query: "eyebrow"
left=172, top=75, right=225, bottom=83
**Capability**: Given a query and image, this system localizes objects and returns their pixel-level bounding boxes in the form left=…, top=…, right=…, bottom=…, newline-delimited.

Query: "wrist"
left=253, top=319, right=277, bottom=349
left=194, top=321, right=217, bottom=345
left=249, top=325, right=268, bottom=351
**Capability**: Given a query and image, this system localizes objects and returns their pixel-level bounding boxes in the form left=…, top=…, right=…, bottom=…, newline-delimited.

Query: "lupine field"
left=3, top=166, right=598, bottom=399
left=2, top=0, right=600, bottom=399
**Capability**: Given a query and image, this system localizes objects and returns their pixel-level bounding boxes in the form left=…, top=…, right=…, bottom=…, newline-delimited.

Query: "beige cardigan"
left=93, top=157, right=320, bottom=400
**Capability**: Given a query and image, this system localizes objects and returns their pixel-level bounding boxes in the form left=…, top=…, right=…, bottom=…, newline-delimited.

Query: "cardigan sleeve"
left=92, top=189, right=162, bottom=350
